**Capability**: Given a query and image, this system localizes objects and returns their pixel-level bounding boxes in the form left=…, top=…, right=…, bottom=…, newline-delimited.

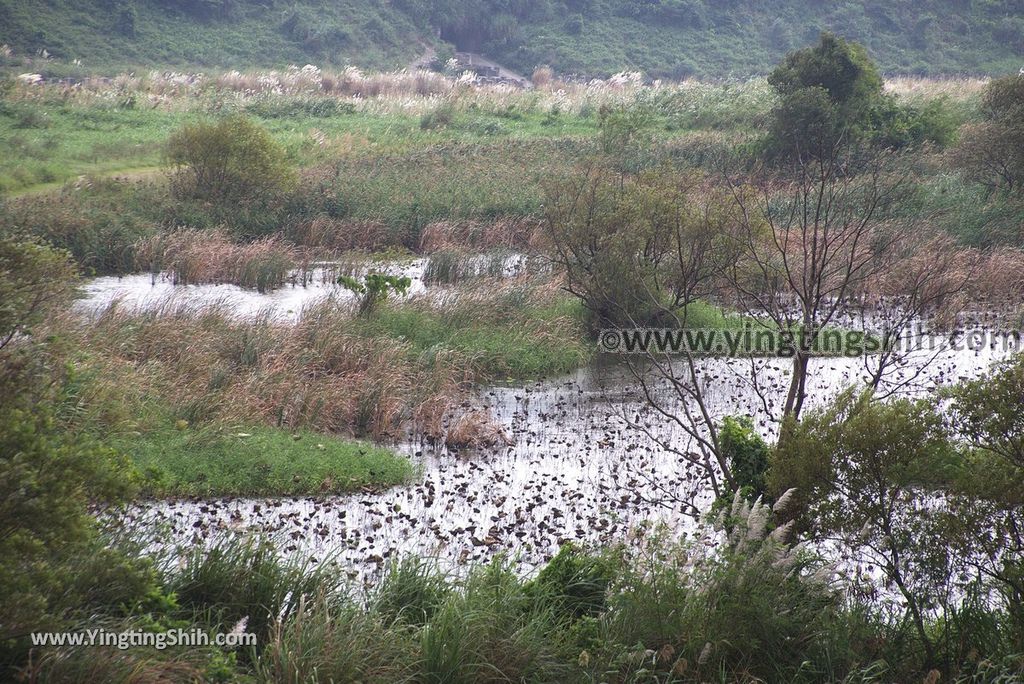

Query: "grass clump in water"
left=115, top=425, right=413, bottom=498
left=357, top=280, right=592, bottom=380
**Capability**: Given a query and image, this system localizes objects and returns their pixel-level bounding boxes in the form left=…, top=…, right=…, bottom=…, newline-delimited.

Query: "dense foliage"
left=0, top=238, right=150, bottom=666
left=165, top=115, right=295, bottom=202
left=765, top=33, right=957, bottom=159
left=2, top=0, right=1023, bottom=76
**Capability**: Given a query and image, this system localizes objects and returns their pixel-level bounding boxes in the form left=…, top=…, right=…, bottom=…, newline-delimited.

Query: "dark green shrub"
left=768, top=32, right=882, bottom=107
left=766, top=85, right=842, bottom=160
left=165, top=115, right=296, bottom=202
left=766, top=33, right=884, bottom=160
left=720, top=415, right=770, bottom=501
left=868, top=96, right=959, bottom=150
left=527, top=543, right=615, bottom=622
left=0, top=238, right=143, bottom=668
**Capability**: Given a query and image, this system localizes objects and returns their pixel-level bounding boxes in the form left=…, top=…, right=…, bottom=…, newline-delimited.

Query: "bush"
left=418, top=559, right=570, bottom=683
left=766, top=85, right=842, bottom=160
left=952, top=74, right=1024, bottom=193
left=544, top=166, right=733, bottom=330
left=527, top=543, right=615, bottom=622
left=373, top=557, right=451, bottom=627
left=0, top=238, right=142, bottom=668
left=165, top=115, right=296, bottom=202
left=602, top=505, right=857, bottom=683
left=720, top=415, right=771, bottom=501
left=869, top=95, right=959, bottom=150
left=0, top=186, right=154, bottom=275
left=765, top=33, right=884, bottom=159
left=258, top=594, right=415, bottom=683
left=767, top=32, right=883, bottom=107
left=171, top=535, right=340, bottom=653
left=0, top=405, right=138, bottom=659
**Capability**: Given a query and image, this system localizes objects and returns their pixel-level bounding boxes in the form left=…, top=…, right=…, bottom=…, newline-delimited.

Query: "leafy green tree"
left=165, top=115, right=296, bottom=202
left=765, top=32, right=884, bottom=159
left=947, top=356, right=1024, bottom=469
left=0, top=239, right=144, bottom=666
left=768, top=32, right=883, bottom=107
left=765, top=33, right=884, bottom=160
left=765, top=85, right=844, bottom=161
left=945, top=358, right=1024, bottom=649
left=768, top=365, right=1024, bottom=675
left=0, top=239, right=77, bottom=366
left=765, top=33, right=932, bottom=160
left=771, top=389, right=996, bottom=672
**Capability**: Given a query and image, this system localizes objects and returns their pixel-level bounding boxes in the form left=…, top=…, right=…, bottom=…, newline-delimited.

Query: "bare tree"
left=722, top=149, right=920, bottom=420
left=545, top=149, right=973, bottom=511
left=546, top=167, right=745, bottom=506
left=856, top=233, right=975, bottom=396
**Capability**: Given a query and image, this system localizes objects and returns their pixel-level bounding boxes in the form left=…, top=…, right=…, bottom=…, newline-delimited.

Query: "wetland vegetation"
left=2, top=29, right=1024, bottom=684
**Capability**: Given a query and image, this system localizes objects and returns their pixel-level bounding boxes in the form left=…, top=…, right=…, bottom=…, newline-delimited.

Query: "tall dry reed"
left=135, top=229, right=301, bottom=292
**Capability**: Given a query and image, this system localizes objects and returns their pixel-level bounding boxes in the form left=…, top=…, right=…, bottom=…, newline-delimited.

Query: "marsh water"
left=76, top=252, right=541, bottom=321
left=83, top=268, right=1018, bottom=581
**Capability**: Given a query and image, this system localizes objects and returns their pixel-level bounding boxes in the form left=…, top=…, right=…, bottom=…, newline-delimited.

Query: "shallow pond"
left=84, top=270, right=1019, bottom=579
left=77, top=252, right=541, bottom=321
left=113, top=325, right=1013, bottom=582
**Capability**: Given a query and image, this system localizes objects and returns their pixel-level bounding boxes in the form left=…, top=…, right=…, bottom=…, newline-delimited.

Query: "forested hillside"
left=1, top=0, right=1021, bottom=77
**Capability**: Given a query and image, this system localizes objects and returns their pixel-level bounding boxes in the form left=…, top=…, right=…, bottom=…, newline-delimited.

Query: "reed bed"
left=75, top=299, right=453, bottom=439
left=288, top=216, right=399, bottom=253
left=135, top=228, right=301, bottom=292
left=71, top=275, right=586, bottom=441
left=969, top=246, right=1024, bottom=305
left=9, top=65, right=975, bottom=121
left=419, top=218, right=548, bottom=253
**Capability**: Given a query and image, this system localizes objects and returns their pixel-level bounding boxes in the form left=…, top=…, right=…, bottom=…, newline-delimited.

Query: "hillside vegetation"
left=0, top=0, right=426, bottom=73
left=1, top=0, right=1022, bottom=77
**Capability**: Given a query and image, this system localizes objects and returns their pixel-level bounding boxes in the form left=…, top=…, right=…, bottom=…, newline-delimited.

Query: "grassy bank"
left=17, top=513, right=1024, bottom=683
left=0, top=86, right=600, bottom=195
left=114, top=425, right=413, bottom=498
left=0, top=72, right=982, bottom=196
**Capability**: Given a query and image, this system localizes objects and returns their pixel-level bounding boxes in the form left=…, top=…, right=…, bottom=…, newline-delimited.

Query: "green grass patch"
left=0, top=97, right=599, bottom=195
left=358, top=294, right=591, bottom=380
left=115, top=425, right=414, bottom=498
